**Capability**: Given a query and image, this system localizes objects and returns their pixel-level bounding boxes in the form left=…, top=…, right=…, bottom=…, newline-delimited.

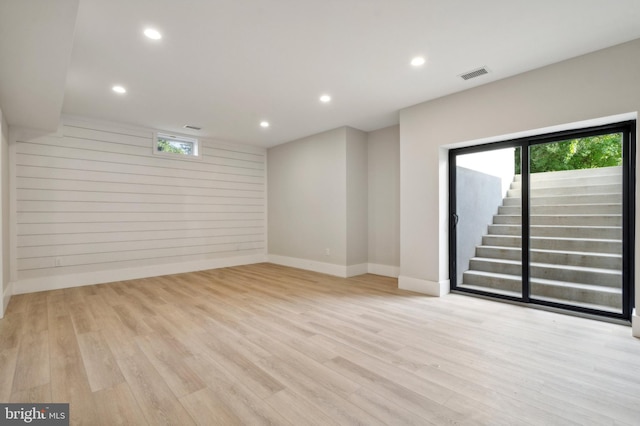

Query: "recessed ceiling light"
left=260, top=121, right=270, bottom=128
left=144, top=28, right=162, bottom=40
left=112, top=85, right=126, bottom=94
left=319, top=94, right=331, bottom=103
left=411, top=56, right=426, bottom=67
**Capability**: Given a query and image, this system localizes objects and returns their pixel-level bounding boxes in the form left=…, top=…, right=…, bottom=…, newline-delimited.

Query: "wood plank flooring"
left=1, top=263, right=639, bottom=425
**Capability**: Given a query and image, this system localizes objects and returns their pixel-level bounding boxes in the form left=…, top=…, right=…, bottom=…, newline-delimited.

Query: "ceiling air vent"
left=459, top=67, right=489, bottom=81
left=183, top=125, right=201, bottom=131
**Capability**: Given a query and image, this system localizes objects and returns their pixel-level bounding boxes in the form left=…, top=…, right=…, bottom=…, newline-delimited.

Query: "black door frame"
left=449, top=121, right=635, bottom=321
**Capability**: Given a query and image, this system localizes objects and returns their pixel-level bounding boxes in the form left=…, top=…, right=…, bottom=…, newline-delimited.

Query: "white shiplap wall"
left=14, top=120, right=266, bottom=292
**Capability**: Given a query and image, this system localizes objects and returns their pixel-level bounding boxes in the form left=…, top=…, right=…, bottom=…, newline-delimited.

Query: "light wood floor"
left=1, top=263, right=639, bottom=425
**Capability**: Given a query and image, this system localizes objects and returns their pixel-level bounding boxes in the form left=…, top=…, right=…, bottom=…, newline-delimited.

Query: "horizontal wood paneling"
left=16, top=250, right=265, bottom=280
left=20, top=138, right=265, bottom=170
left=202, top=147, right=265, bottom=163
left=18, top=242, right=264, bottom=270
left=18, top=133, right=264, bottom=169
left=16, top=177, right=263, bottom=197
left=16, top=154, right=263, bottom=183
left=17, top=221, right=264, bottom=235
left=15, top=122, right=266, bottom=282
left=18, top=227, right=263, bottom=246
left=18, top=212, right=263, bottom=223
left=18, top=234, right=264, bottom=259
left=63, top=125, right=152, bottom=146
left=17, top=189, right=263, bottom=205
left=17, top=201, right=264, bottom=213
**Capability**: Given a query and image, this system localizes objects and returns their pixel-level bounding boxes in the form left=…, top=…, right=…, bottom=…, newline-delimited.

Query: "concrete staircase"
left=460, top=166, right=623, bottom=313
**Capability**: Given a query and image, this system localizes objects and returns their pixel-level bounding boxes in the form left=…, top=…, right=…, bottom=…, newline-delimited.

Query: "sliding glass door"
left=453, top=146, right=523, bottom=299
left=449, top=122, right=635, bottom=320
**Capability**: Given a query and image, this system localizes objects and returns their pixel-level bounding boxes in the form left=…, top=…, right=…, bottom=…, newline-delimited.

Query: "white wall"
left=399, top=38, right=640, bottom=336
left=346, top=127, right=368, bottom=271
left=12, top=118, right=266, bottom=294
left=367, top=125, right=400, bottom=276
left=454, top=166, right=503, bottom=286
left=267, top=127, right=348, bottom=274
left=456, top=147, right=516, bottom=197
left=0, top=108, right=9, bottom=317
left=267, top=126, right=374, bottom=277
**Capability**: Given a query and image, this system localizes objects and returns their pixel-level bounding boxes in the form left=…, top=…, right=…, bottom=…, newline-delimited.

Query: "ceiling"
left=2, top=0, right=640, bottom=147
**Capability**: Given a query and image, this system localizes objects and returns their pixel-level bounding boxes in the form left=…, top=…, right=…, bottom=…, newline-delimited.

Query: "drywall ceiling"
left=0, top=0, right=78, bottom=130
left=3, top=0, right=640, bottom=147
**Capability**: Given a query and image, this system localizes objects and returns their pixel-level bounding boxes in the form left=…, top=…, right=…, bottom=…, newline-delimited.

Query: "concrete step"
left=488, top=224, right=621, bottom=239
left=463, top=270, right=521, bottom=291
left=457, top=283, right=621, bottom=313
left=531, top=278, right=621, bottom=308
left=503, top=194, right=622, bottom=206
left=493, top=214, right=621, bottom=226
left=510, top=174, right=621, bottom=190
left=481, top=235, right=622, bottom=254
left=530, top=294, right=622, bottom=314
left=463, top=166, right=625, bottom=313
left=456, top=283, right=522, bottom=298
left=468, top=257, right=621, bottom=287
left=461, top=271, right=622, bottom=309
left=508, top=183, right=621, bottom=198
left=475, top=246, right=622, bottom=270
left=513, top=166, right=622, bottom=182
left=498, top=204, right=622, bottom=215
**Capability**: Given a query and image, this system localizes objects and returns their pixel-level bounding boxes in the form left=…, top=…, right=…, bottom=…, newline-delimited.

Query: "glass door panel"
left=528, top=133, right=624, bottom=314
left=454, top=147, right=522, bottom=298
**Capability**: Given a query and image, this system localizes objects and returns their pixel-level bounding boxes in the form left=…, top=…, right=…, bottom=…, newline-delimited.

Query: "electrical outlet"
left=324, top=248, right=330, bottom=256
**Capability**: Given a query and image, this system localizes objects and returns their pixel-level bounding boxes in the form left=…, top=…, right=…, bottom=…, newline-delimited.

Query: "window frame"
left=153, top=132, right=202, bottom=161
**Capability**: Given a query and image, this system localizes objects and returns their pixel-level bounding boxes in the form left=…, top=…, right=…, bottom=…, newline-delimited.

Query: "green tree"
left=515, top=133, right=622, bottom=174
left=157, top=138, right=193, bottom=155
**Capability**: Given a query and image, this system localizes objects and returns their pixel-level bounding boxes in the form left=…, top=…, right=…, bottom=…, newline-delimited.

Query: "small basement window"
left=154, top=132, right=200, bottom=159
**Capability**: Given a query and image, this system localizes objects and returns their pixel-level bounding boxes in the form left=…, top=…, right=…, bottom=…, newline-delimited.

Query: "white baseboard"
left=266, top=256, right=403, bottom=280
left=633, top=309, right=640, bottom=339
left=1, top=282, right=12, bottom=318
left=268, top=254, right=348, bottom=277
left=267, top=256, right=397, bottom=279
left=367, top=263, right=400, bottom=278
left=398, top=275, right=450, bottom=297
left=346, top=263, right=368, bottom=277
left=12, top=254, right=266, bottom=295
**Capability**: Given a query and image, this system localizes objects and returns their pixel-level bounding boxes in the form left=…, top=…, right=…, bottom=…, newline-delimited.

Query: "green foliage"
left=515, top=133, right=622, bottom=174
left=157, top=138, right=194, bottom=155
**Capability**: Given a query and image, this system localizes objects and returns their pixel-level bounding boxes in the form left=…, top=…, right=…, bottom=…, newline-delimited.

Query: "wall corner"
left=398, top=275, right=450, bottom=296
left=1, top=281, right=12, bottom=318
